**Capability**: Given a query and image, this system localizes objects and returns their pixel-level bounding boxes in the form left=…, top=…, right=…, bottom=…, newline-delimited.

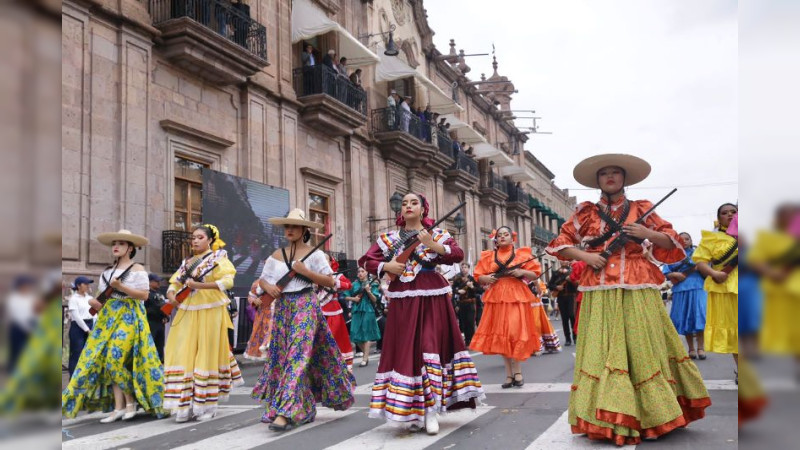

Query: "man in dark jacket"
left=548, top=266, right=577, bottom=346
left=452, top=262, right=483, bottom=346
left=145, top=273, right=170, bottom=363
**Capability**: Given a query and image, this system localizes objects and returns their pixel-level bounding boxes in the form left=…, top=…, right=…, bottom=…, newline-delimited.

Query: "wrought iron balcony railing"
left=487, top=171, right=508, bottom=194
left=162, top=230, right=192, bottom=274
left=151, top=0, right=267, bottom=59
left=436, top=132, right=454, bottom=159
left=507, top=181, right=527, bottom=204
left=372, top=107, right=440, bottom=144
left=293, top=65, right=368, bottom=116
left=448, top=152, right=478, bottom=177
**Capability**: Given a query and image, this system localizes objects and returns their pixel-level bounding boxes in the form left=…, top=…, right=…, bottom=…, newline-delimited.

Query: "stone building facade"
left=62, top=0, right=575, bottom=281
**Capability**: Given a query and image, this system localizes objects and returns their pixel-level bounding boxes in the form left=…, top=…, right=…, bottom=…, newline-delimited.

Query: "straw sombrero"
left=573, top=153, right=651, bottom=189
left=268, top=208, right=324, bottom=229
left=97, top=229, right=149, bottom=247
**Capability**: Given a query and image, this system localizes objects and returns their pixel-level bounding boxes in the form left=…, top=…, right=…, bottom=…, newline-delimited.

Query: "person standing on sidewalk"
left=67, top=276, right=96, bottom=377
left=145, top=273, right=169, bottom=363
left=548, top=266, right=577, bottom=346
left=452, top=262, right=482, bottom=346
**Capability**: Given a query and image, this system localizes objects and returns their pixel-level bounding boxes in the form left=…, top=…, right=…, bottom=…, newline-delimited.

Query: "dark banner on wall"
left=202, top=169, right=290, bottom=291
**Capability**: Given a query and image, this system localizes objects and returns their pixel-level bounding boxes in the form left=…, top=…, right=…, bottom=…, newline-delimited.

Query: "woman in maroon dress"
left=358, top=193, right=484, bottom=435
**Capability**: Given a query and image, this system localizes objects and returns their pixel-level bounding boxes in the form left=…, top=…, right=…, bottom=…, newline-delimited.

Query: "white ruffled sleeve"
left=260, top=257, right=282, bottom=285
left=306, top=251, right=334, bottom=276
left=126, top=271, right=150, bottom=291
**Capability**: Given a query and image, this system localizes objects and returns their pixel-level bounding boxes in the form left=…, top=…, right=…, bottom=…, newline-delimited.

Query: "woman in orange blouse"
left=471, top=226, right=542, bottom=388
left=546, top=154, right=710, bottom=446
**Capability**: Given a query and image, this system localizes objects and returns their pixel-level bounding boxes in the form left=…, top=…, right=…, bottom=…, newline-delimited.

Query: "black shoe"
left=513, top=373, right=524, bottom=387
left=268, top=420, right=295, bottom=432
left=565, top=340, right=572, bottom=346
left=501, top=376, right=513, bottom=389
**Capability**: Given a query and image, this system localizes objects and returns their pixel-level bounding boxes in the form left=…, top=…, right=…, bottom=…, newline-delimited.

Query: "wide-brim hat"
left=573, top=153, right=651, bottom=189
left=97, top=229, right=149, bottom=247
left=268, top=208, right=324, bottom=229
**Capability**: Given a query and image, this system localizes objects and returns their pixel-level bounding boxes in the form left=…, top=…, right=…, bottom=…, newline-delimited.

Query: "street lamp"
left=359, top=24, right=399, bottom=56
left=453, top=211, right=466, bottom=235
left=366, top=191, right=404, bottom=223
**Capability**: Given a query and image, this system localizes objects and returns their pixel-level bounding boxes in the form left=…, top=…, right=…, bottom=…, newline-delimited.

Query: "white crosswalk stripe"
left=61, top=377, right=740, bottom=449
left=324, top=406, right=494, bottom=450
left=169, top=408, right=364, bottom=450
left=61, top=406, right=258, bottom=450
left=524, top=410, right=636, bottom=450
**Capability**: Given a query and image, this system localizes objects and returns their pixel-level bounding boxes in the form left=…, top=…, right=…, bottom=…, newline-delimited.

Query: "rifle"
left=161, top=262, right=219, bottom=315
left=386, top=201, right=467, bottom=282
left=491, top=251, right=548, bottom=279
left=89, top=263, right=134, bottom=316
left=594, top=188, right=678, bottom=272
left=254, top=234, right=334, bottom=306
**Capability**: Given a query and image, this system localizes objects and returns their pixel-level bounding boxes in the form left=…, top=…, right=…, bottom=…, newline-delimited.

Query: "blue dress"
left=738, top=250, right=762, bottom=335
left=663, top=247, right=707, bottom=335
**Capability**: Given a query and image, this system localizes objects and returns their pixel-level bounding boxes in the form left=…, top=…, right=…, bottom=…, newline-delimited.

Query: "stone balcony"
left=371, top=107, right=437, bottom=170
left=479, top=171, right=508, bottom=207
left=150, top=0, right=268, bottom=85
left=293, top=66, right=368, bottom=137
left=422, top=131, right=456, bottom=175
left=443, top=152, right=479, bottom=192
left=506, top=182, right=529, bottom=218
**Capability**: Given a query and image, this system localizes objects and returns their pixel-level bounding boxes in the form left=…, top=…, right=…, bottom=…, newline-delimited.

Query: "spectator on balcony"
left=301, top=44, right=316, bottom=67
left=336, top=57, right=348, bottom=77
left=387, top=90, right=398, bottom=129
left=400, top=96, right=412, bottom=132
left=438, top=117, right=448, bottom=132
left=323, top=49, right=336, bottom=70
left=349, top=68, right=362, bottom=87
left=417, top=107, right=429, bottom=141
left=322, top=49, right=337, bottom=97
left=231, top=0, right=251, bottom=47
left=452, top=136, right=462, bottom=155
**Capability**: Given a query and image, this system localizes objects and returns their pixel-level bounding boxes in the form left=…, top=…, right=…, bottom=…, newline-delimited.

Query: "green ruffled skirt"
left=569, top=288, right=711, bottom=446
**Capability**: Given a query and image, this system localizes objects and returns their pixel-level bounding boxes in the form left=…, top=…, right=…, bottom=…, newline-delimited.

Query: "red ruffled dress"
left=358, top=228, right=485, bottom=427
left=316, top=273, right=354, bottom=371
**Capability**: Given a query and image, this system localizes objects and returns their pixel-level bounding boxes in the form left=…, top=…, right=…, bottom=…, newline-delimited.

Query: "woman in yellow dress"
left=692, top=203, right=739, bottom=374
left=163, top=224, right=243, bottom=422
left=748, top=205, right=800, bottom=371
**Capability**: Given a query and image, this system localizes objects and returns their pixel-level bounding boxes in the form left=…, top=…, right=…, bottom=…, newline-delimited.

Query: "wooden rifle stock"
left=255, top=234, right=334, bottom=306
left=161, top=262, right=219, bottom=315
left=386, top=201, right=467, bottom=281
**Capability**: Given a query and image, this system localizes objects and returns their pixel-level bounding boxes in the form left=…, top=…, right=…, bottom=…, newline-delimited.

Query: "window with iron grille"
left=308, top=191, right=331, bottom=249
left=174, top=156, right=208, bottom=231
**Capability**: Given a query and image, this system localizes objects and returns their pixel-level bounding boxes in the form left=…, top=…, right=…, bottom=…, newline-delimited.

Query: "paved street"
left=61, top=316, right=739, bottom=450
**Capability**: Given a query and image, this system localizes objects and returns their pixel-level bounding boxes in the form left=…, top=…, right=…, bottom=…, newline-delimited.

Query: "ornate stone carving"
left=391, top=0, right=407, bottom=25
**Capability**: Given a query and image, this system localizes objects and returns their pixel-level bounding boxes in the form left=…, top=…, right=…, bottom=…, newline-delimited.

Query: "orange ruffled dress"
left=470, top=246, right=542, bottom=360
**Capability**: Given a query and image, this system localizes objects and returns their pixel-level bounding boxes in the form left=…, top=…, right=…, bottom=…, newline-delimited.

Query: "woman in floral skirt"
left=62, top=229, right=164, bottom=423
left=251, top=209, right=355, bottom=432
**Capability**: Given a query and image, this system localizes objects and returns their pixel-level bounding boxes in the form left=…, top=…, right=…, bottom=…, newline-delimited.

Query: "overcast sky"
left=424, top=0, right=738, bottom=242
